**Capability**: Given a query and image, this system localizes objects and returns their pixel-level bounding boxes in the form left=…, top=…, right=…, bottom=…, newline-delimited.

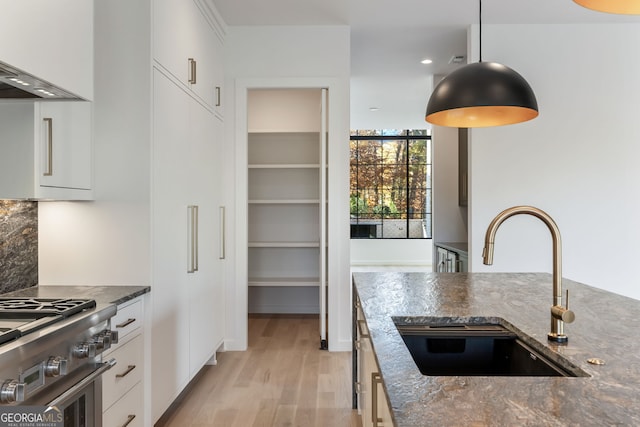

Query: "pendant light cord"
left=479, top=0, right=482, bottom=62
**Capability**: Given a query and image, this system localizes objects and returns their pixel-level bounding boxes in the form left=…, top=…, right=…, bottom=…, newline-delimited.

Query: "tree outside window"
left=350, top=129, right=432, bottom=239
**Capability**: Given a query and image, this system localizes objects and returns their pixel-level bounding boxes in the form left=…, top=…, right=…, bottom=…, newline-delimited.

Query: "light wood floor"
left=157, top=314, right=360, bottom=427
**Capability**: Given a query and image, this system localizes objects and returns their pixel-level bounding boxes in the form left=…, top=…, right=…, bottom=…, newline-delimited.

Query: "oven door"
left=44, top=359, right=116, bottom=427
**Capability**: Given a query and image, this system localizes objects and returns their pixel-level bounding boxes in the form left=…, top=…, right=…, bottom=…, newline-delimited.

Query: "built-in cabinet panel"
left=0, top=101, right=92, bottom=200
left=152, top=67, right=224, bottom=416
left=153, top=0, right=222, bottom=112
left=0, top=0, right=93, bottom=100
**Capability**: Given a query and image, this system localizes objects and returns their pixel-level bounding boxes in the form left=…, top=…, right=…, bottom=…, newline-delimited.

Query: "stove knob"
left=92, top=334, right=111, bottom=351
left=105, top=330, right=119, bottom=345
left=0, top=380, right=25, bottom=403
left=45, top=357, right=68, bottom=377
left=72, top=342, right=97, bottom=359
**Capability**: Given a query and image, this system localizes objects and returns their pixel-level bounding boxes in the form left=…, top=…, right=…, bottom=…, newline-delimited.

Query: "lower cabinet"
left=103, top=382, right=143, bottom=427
left=102, top=297, right=144, bottom=427
left=355, top=293, right=393, bottom=427
left=434, top=242, right=468, bottom=273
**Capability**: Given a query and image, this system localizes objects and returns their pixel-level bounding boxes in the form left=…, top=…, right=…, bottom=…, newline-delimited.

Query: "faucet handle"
left=552, top=289, right=575, bottom=323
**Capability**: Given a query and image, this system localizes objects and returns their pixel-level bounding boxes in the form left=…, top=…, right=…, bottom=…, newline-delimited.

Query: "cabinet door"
left=187, top=1, right=217, bottom=109
left=0, top=0, right=93, bottom=99
left=38, top=102, right=92, bottom=190
left=153, top=0, right=217, bottom=109
left=187, top=99, right=220, bottom=376
left=436, top=247, right=448, bottom=272
left=151, top=69, right=191, bottom=410
left=153, top=0, right=194, bottom=86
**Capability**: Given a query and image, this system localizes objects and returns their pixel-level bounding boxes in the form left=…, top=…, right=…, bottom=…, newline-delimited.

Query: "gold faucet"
left=482, top=206, right=575, bottom=343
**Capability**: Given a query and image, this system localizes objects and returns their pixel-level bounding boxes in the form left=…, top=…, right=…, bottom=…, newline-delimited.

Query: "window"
left=350, top=129, right=432, bottom=239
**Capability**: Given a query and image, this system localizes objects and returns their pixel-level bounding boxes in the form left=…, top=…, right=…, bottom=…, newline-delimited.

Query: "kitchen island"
left=353, top=272, right=640, bottom=426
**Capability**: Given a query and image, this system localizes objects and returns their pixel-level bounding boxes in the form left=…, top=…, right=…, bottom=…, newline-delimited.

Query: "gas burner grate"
left=0, top=298, right=96, bottom=319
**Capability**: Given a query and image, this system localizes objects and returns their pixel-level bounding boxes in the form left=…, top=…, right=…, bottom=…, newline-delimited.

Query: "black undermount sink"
left=395, top=320, right=588, bottom=377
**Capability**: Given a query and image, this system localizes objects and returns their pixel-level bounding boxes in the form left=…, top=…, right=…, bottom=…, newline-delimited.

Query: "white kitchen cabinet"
left=152, top=68, right=225, bottom=412
left=355, top=294, right=393, bottom=427
left=0, top=101, right=92, bottom=200
left=0, top=0, right=93, bottom=100
left=102, top=297, right=145, bottom=427
left=434, top=242, right=468, bottom=273
left=153, top=0, right=223, bottom=112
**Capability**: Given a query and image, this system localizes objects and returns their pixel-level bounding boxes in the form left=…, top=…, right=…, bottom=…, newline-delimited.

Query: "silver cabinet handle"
left=116, top=318, right=136, bottom=329
left=372, top=372, right=384, bottom=427
left=188, top=205, right=199, bottom=273
left=120, top=414, right=136, bottom=427
left=188, top=58, right=197, bottom=84
left=215, top=86, right=221, bottom=107
left=115, top=365, right=136, bottom=378
left=194, top=205, right=198, bottom=271
left=219, top=206, right=225, bottom=259
left=43, top=117, right=53, bottom=176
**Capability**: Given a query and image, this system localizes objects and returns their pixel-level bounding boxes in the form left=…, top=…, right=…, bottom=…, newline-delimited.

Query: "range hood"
left=0, top=61, right=82, bottom=100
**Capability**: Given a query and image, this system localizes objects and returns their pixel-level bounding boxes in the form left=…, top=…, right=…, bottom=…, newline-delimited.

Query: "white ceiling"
left=212, top=0, right=640, bottom=128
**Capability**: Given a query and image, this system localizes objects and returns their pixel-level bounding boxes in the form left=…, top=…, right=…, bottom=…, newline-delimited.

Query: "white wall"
left=432, top=125, right=467, bottom=245
left=469, top=23, right=640, bottom=300
left=349, top=74, right=436, bottom=268
left=350, top=239, right=432, bottom=267
left=224, top=25, right=351, bottom=351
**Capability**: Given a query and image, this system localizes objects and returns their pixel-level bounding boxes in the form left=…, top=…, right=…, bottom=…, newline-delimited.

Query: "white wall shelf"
left=247, top=94, right=325, bottom=314
left=248, top=241, right=319, bottom=248
left=248, top=277, right=320, bottom=287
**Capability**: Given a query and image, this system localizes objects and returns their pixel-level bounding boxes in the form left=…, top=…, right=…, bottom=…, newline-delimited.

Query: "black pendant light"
left=573, top=0, right=640, bottom=14
left=425, top=0, right=539, bottom=128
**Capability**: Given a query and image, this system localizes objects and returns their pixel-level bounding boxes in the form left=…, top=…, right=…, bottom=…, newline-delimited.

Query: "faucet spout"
left=482, top=206, right=574, bottom=343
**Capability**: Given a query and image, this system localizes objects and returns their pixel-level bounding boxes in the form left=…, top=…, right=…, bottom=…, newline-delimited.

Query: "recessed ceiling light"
left=369, top=107, right=380, bottom=111
left=421, top=59, right=433, bottom=65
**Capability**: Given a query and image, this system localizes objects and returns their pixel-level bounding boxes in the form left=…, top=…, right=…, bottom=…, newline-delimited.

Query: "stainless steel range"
left=0, top=297, right=117, bottom=426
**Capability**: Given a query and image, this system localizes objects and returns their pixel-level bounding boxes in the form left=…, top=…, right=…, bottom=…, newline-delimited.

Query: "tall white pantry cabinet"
left=95, top=0, right=226, bottom=423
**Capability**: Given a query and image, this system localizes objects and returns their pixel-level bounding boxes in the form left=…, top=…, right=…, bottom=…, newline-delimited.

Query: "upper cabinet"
left=0, top=0, right=93, bottom=100
left=0, top=101, right=93, bottom=200
left=153, top=0, right=224, bottom=115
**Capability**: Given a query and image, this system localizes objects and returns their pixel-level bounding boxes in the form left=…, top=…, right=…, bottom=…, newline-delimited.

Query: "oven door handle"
left=47, top=359, right=116, bottom=408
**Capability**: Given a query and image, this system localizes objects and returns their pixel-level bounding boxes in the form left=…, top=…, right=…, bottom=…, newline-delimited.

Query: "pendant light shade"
left=425, top=61, right=539, bottom=128
left=425, top=0, right=539, bottom=128
left=573, top=0, right=640, bottom=14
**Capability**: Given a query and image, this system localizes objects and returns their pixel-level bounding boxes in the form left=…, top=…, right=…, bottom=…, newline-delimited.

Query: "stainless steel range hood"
left=0, top=61, right=82, bottom=100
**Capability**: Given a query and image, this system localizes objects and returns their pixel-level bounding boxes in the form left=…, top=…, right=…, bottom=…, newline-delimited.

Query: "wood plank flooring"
left=156, top=314, right=360, bottom=427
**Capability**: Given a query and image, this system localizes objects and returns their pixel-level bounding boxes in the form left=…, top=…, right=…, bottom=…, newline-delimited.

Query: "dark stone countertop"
left=352, top=272, right=640, bottom=426
left=1, top=285, right=150, bottom=306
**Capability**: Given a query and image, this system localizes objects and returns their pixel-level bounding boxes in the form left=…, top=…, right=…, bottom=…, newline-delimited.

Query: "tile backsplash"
left=0, top=201, right=38, bottom=293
